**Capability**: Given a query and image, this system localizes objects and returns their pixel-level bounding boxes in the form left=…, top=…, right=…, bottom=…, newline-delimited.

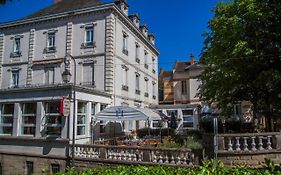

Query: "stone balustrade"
left=74, top=144, right=199, bottom=166
left=217, top=132, right=281, bottom=153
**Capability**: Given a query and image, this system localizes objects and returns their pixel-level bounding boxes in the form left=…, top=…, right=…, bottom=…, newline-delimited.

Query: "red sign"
left=60, top=98, right=70, bottom=117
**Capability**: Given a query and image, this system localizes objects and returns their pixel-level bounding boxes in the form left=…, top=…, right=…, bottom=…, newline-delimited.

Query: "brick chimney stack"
left=54, top=0, right=63, bottom=4
left=190, top=53, right=195, bottom=64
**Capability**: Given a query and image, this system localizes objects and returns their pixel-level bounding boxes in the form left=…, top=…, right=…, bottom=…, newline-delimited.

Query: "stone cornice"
left=0, top=83, right=111, bottom=98
left=0, top=3, right=159, bottom=56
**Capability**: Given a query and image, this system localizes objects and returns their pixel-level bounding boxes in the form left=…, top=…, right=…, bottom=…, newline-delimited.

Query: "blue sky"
left=0, top=0, right=219, bottom=70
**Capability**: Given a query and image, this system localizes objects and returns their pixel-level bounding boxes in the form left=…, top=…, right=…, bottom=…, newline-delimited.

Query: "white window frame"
left=122, top=65, right=129, bottom=86
left=44, top=101, right=62, bottom=137
left=11, top=70, right=19, bottom=87
left=47, top=33, right=56, bottom=49
left=144, top=51, right=148, bottom=64
left=0, top=104, right=14, bottom=135
left=21, top=103, right=36, bottom=136
left=123, top=33, right=128, bottom=51
left=135, top=43, right=140, bottom=59
left=152, top=81, right=156, bottom=96
left=13, top=37, right=20, bottom=53
left=85, top=26, right=94, bottom=45
left=77, top=102, right=86, bottom=136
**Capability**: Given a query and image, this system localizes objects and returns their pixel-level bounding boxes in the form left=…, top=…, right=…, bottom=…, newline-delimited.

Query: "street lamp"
left=62, top=54, right=76, bottom=167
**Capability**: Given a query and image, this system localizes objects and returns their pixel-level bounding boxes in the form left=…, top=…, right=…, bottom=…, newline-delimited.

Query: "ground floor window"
left=51, top=164, right=60, bottom=174
left=26, top=161, right=33, bottom=175
left=77, top=102, right=86, bottom=136
left=44, top=101, right=62, bottom=136
left=21, top=103, right=36, bottom=136
left=0, top=104, right=14, bottom=135
left=182, top=109, right=194, bottom=128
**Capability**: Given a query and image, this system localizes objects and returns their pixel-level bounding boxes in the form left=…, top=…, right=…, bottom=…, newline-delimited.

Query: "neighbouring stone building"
left=159, top=54, right=203, bottom=105
left=0, top=0, right=159, bottom=173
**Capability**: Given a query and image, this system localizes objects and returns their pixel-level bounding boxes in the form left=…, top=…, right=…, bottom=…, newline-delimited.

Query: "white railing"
left=74, top=144, right=198, bottom=166
left=218, top=132, right=280, bottom=152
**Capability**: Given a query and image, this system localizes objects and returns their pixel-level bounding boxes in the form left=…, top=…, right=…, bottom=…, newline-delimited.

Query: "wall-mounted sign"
left=60, top=98, right=70, bottom=117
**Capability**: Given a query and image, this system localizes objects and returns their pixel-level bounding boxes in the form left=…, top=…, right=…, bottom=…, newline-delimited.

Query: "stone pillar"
left=275, top=133, right=281, bottom=150
left=105, top=13, right=115, bottom=93
left=0, top=34, right=4, bottom=87
left=26, top=29, right=35, bottom=85
left=35, top=102, right=44, bottom=138
left=85, top=102, right=91, bottom=138
left=12, top=103, right=20, bottom=136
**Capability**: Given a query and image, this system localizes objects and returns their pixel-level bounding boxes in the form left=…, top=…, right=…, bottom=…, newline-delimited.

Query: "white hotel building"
left=0, top=0, right=159, bottom=143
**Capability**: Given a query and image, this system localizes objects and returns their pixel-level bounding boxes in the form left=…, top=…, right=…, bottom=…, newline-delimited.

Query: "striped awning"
left=94, top=106, right=161, bottom=121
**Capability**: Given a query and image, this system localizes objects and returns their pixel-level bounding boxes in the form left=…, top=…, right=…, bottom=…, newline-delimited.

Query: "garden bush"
left=53, top=159, right=281, bottom=175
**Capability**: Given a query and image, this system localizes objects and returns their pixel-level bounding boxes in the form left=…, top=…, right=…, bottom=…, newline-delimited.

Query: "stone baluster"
left=108, top=150, right=112, bottom=159
left=158, top=155, right=163, bottom=163
left=176, top=156, right=181, bottom=165
left=170, top=156, right=175, bottom=164
left=243, top=137, right=249, bottom=151
left=251, top=136, right=257, bottom=151
left=258, top=136, right=264, bottom=150
left=235, top=137, right=241, bottom=151
left=182, top=157, right=187, bottom=165
left=267, top=136, right=272, bottom=150
left=228, top=137, right=233, bottom=151
left=164, top=155, right=169, bottom=164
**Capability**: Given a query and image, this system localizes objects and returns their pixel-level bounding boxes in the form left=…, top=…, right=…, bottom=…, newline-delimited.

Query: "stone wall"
left=0, top=153, right=67, bottom=175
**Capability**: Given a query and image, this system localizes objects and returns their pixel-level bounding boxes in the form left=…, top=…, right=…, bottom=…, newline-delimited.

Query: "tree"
left=199, top=0, right=281, bottom=131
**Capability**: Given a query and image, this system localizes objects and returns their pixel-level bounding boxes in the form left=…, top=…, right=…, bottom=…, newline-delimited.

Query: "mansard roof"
left=24, top=0, right=103, bottom=19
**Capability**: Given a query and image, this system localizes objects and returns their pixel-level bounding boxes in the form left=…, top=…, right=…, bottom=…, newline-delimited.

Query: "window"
left=99, top=104, right=107, bottom=133
left=10, top=36, right=22, bottom=58
left=144, top=77, right=149, bottom=97
left=135, top=43, right=140, bottom=63
left=234, top=103, right=242, bottom=116
left=13, top=38, right=20, bottom=53
left=0, top=104, right=14, bottom=135
left=122, top=33, right=128, bottom=55
left=91, top=103, right=96, bottom=116
left=77, top=102, right=86, bottom=136
left=152, top=81, right=156, bottom=99
left=26, top=161, right=33, bottom=175
left=85, top=26, right=94, bottom=46
left=82, top=64, right=95, bottom=86
left=44, top=101, right=62, bottom=136
left=135, top=73, right=140, bottom=95
left=182, top=110, right=193, bottom=128
left=144, top=51, right=148, bottom=69
left=11, top=70, right=19, bottom=88
left=51, top=164, right=60, bottom=174
left=122, top=65, right=128, bottom=91
left=46, top=32, right=56, bottom=52
left=45, top=67, right=54, bottom=85
left=152, top=57, right=156, bottom=73
left=21, top=103, right=36, bottom=136
left=181, top=80, right=187, bottom=94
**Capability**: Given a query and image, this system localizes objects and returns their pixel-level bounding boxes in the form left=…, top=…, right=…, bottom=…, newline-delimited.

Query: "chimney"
left=114, top=0, right=129, bottom=15
left=128, top=14, right=140, bottom=28
left=140, top=24, right=148, bottom=37
left=190, top=53, right=195, bottom=64
left=54, top=0, right=63, bottom=4
left=148, top=33, right=155, bottom=45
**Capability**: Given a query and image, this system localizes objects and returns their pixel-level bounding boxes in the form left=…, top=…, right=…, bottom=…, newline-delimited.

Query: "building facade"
left=0, top=0, right=159, bottom=144
left=159, top=54, right=203, bottom=105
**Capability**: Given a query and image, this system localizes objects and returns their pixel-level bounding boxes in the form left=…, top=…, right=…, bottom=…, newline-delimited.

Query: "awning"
left=94, top=106, right=162, bottom=121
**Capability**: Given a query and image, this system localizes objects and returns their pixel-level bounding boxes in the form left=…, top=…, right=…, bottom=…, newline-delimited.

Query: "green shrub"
left=54, top=159, right=281, bottom=175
